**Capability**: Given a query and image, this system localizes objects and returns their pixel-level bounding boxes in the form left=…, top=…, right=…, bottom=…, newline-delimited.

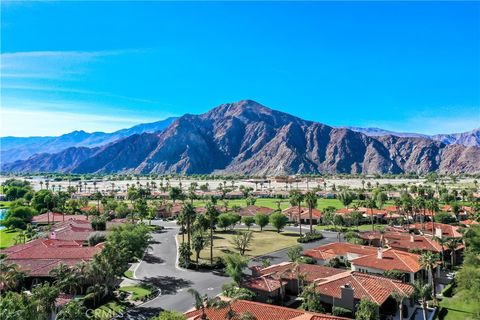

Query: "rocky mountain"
left=0, top=117, right=176, bottom=164
left=2, top=100, right=480, bottom=175
left=431, top=129, right=480, bottom=147
left=347, top=127, right=480, bottom=147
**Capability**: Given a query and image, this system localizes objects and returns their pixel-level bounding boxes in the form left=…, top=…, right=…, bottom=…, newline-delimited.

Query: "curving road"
left=119, top=221, right=339, bottom=319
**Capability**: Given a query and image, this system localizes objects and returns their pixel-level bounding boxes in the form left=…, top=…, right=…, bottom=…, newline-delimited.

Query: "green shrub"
left=297, top=232, right=324, bottom=243
left=441, top=283, right=455, bottom=297
left=332, top=306, right=352, bottom=317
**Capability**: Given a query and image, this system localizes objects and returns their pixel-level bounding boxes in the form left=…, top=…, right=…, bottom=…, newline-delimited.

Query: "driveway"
left=120, top=221, right=339, bottom=318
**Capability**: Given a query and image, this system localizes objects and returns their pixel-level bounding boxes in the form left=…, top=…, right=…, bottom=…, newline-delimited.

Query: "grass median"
left=179, top=228, right=300, bottom=263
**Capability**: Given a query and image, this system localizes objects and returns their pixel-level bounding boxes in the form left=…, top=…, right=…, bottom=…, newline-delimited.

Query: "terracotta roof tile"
left=303, top=242, right=377, bottom=260
left=350, top=248, right=421, bottom=273
left=185, top=299, right=348, bottom=320
left=315, top=272, right=413, bottom=305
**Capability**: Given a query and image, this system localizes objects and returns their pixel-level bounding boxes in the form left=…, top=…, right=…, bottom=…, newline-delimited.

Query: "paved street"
left=120, top=221, right=339, bottom=318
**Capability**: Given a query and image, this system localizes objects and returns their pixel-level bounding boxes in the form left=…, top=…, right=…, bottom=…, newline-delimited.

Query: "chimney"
left=340, top=283, right=355, bottom=310
left=435, top=228, right=443, bottom=239
left=377, top=247, right=383, bottom=259
left=410, top=234, right=415, bottom=243
left=49, top=231, right=56, bottom=240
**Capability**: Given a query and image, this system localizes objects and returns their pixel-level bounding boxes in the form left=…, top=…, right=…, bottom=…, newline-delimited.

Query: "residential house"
left=314, top=271, right=414, bottom=316
left=184, top=299, right=349, bottom=320
left=283, top=206, right=322, bottom=225
left=250, top=262, right=345, bottom=295
left=303, top=242, right=377, bottom=265
left=236, top=205, right=274, bottom=217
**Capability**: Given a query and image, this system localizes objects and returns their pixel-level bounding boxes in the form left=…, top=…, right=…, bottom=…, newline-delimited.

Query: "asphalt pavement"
left=118, top=221, right=339, bottom=318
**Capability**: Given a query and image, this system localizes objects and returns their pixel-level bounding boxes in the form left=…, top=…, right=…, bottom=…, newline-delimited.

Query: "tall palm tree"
left=426, top=199, right=439, bottom=234
left=304, top=191, right=317, bottom=233
left=391, top=289, right=411, bottom=320
left=188, top=288, right=220, bottom=320
left=362, top=198, right=377, bottom=231
left=434, top=236, right=448, bottom=267
left=289, top=190, right=304, bottom=236
left=419, top=251, right=440, bottom=301
left=182, top=203, right=197, bottom=249
left=446, top=237, right=461, bottom=268
left=413, top=281, right=432, bottom=320
left=205, top=201, right=219, bottom=266
left=177, top=213, right=186, bottom=244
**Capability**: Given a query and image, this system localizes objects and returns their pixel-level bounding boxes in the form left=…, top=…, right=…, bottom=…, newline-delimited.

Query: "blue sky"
left=1, top=1, right=479, bottom=137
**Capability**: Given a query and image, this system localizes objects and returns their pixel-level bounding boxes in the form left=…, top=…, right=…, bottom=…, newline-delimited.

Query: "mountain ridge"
left=0, top=117, right=177, bottom=164
left=3, top=100, right=479, bottom=175
left=347, top=126, right=480, bottom=147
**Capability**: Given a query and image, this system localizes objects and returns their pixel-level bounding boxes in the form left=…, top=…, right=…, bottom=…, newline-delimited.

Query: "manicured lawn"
left=93, top=300, right=127, bottom=320
left=119, top=285, right=152, bottom=300
left=182, top=228, right=300, bottom=262
left=438, top=291, right=479, bottom=320
left=0, top=229, right=21, bottom=249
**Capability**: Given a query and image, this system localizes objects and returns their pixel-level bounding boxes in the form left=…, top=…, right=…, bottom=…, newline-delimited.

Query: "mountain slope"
left=1, top=147, right=99, bottom=173
left=347, top=127, right=480, bottom=147
left=0, top=117, right=176, bottom=164
left=2, top=100, right=479, bottom=174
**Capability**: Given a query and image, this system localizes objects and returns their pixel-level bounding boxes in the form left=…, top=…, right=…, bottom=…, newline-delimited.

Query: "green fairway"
left=0, top=229, right=21, bottom=249
left=192, top=198, right=345, bottom=211
left=438, top=291, right=479, bottom=320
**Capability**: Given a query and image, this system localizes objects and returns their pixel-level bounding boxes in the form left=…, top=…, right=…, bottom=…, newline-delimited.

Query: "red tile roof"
left=460, top=219, right=479, bottom=226
left=254, top=262, right=345, bottom=283
left=283, top=206, right=322, bottom=220
left=32, top=212, right=88, bottom=223
left=185, top=299, right=348, bottom=320
left=314, top=272, right=413, bottom=305
left=350, top=248, right=421, bottom=273
left=304, top=242, right=377, bottom=261
left=1, top=239, right=102, bottom=276
left=359, top=231, right=443, bottom=253
left=236, top=205, right=274, bottom=217
left=409, top=222, right=462, bottom=238
left=243, top=275, right=284, bottom=292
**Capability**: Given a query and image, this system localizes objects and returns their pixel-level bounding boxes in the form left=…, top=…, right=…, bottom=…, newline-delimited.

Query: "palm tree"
left=391, top=289, right=410, bottom=320
left=413, top=281, right=432, bottom=320
left=289, top=190, right=304, bottom=236
left=187, top=288, right=220, bottom=320
left=362, top=198, right=377, bottom=231
left=177, top=213, right=186, bottom=244
left=304, top=191, right=317, bottom=233
left=0, top=262, right=25, bottom=293
left=32, top=283, right=60, bottom=317
left=426, top=199, right=439, bottom=234
left=182, top=203, right=197, bottom=249
left=446, top=237, right=461, bottom=268
left=205, top=201, right=219, bottom=266
left=419, top=251, right=440, bottom=301
left=434, top=236, right=448, bottom=267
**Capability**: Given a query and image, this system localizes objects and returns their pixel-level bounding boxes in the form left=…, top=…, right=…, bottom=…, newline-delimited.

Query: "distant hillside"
left=0, top=117, right=177, bottom=164
left=3, top=100, right=480, bottom=175
left=347, top=127, right=480, bottom=147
